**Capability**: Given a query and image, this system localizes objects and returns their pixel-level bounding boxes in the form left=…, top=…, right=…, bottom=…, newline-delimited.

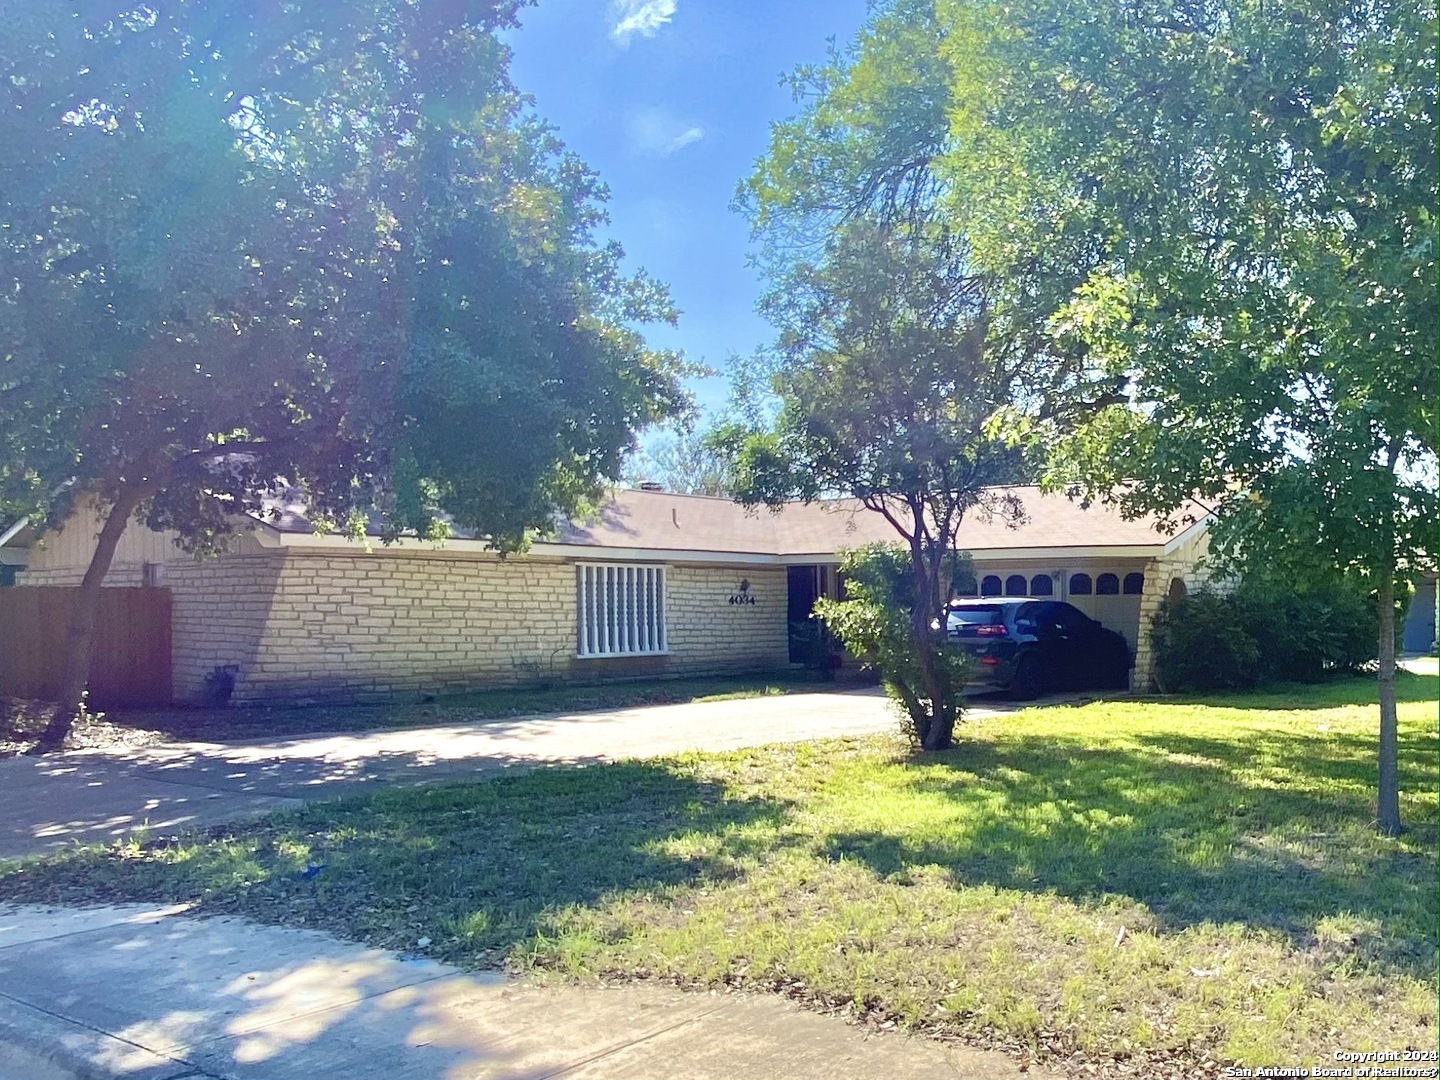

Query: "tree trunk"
left=918, top=645, right=954, bottom=750
left=1375, top=571, right=1402, bottom=837
left=909, top=600, right=939, bottom=748
left=30, top=488, right=146, bottom=753
left=911, top=547, right=955, bottom=752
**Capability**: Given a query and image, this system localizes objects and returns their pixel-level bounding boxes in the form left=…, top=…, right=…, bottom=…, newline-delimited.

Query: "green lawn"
left=2, top=672, right=1435, bottom=1076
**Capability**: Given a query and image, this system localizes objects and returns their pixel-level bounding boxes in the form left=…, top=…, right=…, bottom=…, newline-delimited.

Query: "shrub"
left=1153, top=578, right=1379, bottom=692
left=202, top=665, right=238, bottom=706
left=814, top=544, right=970, bottom=745
left=1152, top=591, right=1263, bottom=691
left=787, top=618, right=844, bottom=678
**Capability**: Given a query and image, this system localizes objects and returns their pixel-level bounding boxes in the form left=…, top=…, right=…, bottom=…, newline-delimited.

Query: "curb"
left=0, top=996, right=198, bottom=1080
left=0, top=1036, right=84, bottom=1080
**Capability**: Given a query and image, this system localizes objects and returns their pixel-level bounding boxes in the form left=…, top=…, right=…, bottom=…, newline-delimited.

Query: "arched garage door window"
left=981, top=575, right=1002, bottom=597
left=1069, top=573, right=1092, bottom=595
left=1096, top=573, right=1120, bottom=595
left=1030, top=574, right=1054, bottom=596
left=1005, top=574, right=1028, bottom=596
left=1123, top=573, right=1145, bottom=595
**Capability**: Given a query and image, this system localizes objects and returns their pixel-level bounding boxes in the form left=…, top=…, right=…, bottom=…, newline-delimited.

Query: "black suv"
left=945, top=598, right=1131, bottom=699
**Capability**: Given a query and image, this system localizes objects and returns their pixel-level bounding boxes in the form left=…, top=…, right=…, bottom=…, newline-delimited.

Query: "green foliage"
left=933, top=0, right=1435, bottom=832
left=938, top=0, right=1438, bottom=580
left=0, top=1, right=686, bottom=554
left=730, top=1, right=1061, bottom=748
left=1153, top=581, right=1382, bottom=693
left=785, top=617, right=845, bottom=678
left=623, top=426, right=735, bottom=496
left=813, top=545, right=970, bottom=745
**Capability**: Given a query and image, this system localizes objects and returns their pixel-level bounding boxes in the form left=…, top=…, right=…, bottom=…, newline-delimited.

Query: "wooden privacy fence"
left=0, top=587, right=172, bottom=706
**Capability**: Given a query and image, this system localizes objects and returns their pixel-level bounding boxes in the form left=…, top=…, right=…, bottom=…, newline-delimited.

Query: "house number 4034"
left=728, top=579, right=757, bottom=605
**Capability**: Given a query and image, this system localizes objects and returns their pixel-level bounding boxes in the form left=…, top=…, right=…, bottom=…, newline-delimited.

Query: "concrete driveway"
left=0, top=689, right=903, bottom=860
left=0, top=686, right=1079, bottom=860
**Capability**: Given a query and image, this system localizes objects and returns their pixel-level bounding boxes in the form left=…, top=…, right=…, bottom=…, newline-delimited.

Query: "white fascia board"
left=532, top=543, right=779, bottom=565
left=262, top=530, right=501, bottom=554
left=777, top=545, right=1164, bottom=564
left=0, top=517, right=30, bottom=550
left=966, top=545, right=1163, bottom=562
left=1160, top=514, right=1214, bottom=555
left=259, top=530, right=1172, bottom=566
left=257, top=530, right=782, bottom=565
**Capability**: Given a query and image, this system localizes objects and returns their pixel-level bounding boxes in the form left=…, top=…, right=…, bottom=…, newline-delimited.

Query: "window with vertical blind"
left=576, top=564, right=667, bottom=657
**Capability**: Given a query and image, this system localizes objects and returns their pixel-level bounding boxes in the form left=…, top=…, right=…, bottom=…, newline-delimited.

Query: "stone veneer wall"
left=228, top=551, right=575, bottom=703
left=654, top=563, right=790, bottom=676
left=219, top=551, right=790, bottom=704
left=17, top=536, right=793, bottom=704
left=1131, top=529, right=1214, bottom=689
left=169, top=554, right=287, bottom=702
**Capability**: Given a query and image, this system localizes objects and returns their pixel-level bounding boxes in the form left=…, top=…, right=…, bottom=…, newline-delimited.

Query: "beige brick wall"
left=169, top=554, right=287, bottom=703
left=1132, top=530, right=1213, bottom=689
left=15, top=517, right=794, bottom=703
left=651, top=563, right=789, bottom=677
left=225, top=550, right=576, bottom=703
left=14, top=495, right=1220, bottom=700
left=211, top=552, right=791, bottom=704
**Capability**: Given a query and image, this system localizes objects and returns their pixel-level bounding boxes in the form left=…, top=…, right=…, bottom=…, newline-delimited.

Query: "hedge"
left=1152, top=580, right=1385, bottom=692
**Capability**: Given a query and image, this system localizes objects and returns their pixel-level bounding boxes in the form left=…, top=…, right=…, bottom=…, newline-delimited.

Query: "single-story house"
left=2, top=485, right=1217, bottom=704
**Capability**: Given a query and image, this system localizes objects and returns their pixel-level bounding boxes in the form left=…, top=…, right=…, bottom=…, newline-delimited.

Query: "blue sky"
left=503, top=0, right=870, bottom=421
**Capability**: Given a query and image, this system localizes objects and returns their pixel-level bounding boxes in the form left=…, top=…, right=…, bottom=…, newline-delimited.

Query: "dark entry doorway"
left=787, top=564, right=838, bottom=664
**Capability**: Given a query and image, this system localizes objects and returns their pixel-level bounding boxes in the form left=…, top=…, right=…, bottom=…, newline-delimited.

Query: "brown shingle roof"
left=552, top=486, right=1210, bottom=556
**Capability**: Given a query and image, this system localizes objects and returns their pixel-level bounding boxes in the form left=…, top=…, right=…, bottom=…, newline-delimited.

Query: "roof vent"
left=637, top=482, right=664, bottom=492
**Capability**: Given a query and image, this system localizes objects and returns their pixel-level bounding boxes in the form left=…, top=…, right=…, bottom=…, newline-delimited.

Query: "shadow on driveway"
left=0, top=689, right=896, bottom=859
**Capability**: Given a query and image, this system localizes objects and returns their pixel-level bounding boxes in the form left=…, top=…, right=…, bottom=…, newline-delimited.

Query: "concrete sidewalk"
left=0, top=903, right=1051, bottom=1080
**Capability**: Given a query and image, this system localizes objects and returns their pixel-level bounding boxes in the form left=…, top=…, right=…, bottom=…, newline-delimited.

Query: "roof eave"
left=0, top=517, right=32, bottom=550
left=778, top=544, right=1170, bottom=563
left=1160, top=512, right=1215, bottom=556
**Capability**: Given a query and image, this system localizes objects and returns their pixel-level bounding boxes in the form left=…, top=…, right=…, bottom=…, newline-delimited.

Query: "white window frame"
left=576, top=563, right=668, bottom=658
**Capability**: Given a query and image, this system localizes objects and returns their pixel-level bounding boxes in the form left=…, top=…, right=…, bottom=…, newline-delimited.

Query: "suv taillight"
left=974, top=624, right=1007, bottom=637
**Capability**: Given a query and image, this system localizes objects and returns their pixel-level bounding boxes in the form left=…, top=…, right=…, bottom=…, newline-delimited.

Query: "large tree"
left=1, top=1, right=685, bottom=749
left=940, top=0, right=1437, bottom=831
left=623, top=427, right=735, bottom=496
left=731, top=2, right=1061, bottom=751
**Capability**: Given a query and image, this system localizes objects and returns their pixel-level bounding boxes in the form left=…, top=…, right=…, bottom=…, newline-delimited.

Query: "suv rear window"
left=947, top=605, right=1006, bottom=625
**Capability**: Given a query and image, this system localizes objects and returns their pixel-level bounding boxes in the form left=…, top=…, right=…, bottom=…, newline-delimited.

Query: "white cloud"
left=665, top=125, right=704, bottom=152
left=628, top=107, right=705, bottom=156
left=610, top=0, right=677, bottom=43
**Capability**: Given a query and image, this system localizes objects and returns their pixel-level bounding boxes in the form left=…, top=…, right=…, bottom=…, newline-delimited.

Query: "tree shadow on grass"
left=0, top=760, right=795, bottom=967
left=823, top=731, right=1437, bottom=980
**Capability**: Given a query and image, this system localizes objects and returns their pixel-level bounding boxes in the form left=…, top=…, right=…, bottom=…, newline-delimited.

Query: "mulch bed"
left=0, top=695, right=490, bottom=755
left=0, top=697, right=167, bottom=758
